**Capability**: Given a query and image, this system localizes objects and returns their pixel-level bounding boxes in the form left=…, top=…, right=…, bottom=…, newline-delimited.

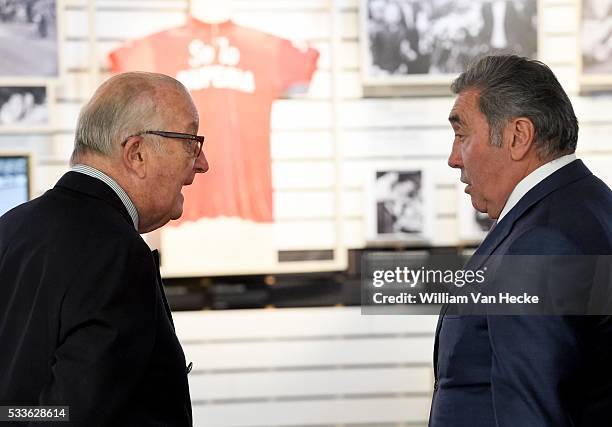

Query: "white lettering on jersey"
left=178, top=38, right=256, bottom=93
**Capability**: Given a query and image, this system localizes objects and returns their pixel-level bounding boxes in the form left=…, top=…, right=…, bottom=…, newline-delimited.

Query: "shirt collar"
left=71, top=164, right=139, bottom=230
left=498, top=153, right=577, bottom=222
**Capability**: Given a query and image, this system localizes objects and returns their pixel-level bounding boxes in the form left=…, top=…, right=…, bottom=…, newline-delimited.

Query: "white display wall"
left=174, top=307, right=438, bottom=427
left=1, top=0, right=610, bottom=277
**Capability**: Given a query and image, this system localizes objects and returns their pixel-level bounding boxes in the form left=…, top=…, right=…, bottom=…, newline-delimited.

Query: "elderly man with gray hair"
left=0, top=72, right=208, bottom=425
left=430, top=55, right=612, bottom=426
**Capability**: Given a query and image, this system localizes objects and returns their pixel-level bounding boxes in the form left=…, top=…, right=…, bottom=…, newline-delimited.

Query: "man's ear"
left=507, top=117, right=535, bottom=161
left=122, top=136, right=147, bottom=178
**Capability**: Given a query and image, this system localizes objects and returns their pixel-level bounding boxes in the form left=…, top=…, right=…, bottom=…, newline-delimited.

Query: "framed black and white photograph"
left=457, top=184, right=495, bottom=243
left=365, top=167, right=433, bottom=242
left=0, top=0, right=60, bottom=78
left=360, top=0, right=539, bottom=86
left=0, top=153, right=31, bottom=217
left=580, top=0, right=612, bottom=87
left=0, top=85, right=51, bottom=131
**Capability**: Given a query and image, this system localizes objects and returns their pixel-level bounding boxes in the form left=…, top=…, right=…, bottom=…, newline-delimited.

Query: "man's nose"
left=194, top=152, right=209, bottom=174
left=447, top=140, right=463, bottom=169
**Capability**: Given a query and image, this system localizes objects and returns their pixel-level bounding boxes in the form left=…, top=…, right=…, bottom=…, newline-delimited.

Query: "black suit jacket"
left=0, top=172, right=192, bottom=426
left=430, top=160, right=612, bottom=426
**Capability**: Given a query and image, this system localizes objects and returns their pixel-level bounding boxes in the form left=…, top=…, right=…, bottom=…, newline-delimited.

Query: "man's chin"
left=470, top=197, right=488, bottom=215
left=170, top=195, right=185, bottom=221
left=170, top=207, right=183, bottom=221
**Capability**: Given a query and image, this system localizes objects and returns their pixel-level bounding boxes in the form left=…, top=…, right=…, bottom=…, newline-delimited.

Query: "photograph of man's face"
left=375, top=170, right=424, bottom=235
left=0, top=86, right=48, bottom=127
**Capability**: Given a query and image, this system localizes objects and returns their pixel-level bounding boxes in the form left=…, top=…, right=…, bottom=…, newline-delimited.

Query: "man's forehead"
left=449, top=89, right=480, bottom=125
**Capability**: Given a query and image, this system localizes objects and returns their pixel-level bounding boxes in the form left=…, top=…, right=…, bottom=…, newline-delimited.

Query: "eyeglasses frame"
left=122, top=130, right=205, bottom=158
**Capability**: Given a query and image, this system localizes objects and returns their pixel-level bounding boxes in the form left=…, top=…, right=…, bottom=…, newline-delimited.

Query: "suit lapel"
left=432, top=160, right=592, bottom=379
left=152, top=249, right=175, bottom=329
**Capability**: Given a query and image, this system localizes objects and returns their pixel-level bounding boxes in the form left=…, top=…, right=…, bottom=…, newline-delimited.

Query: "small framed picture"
left=0, top=152, right=32, bottom=217
left=360, top=0, right=539, bottom=87
left=457, top=183, right=495, bottom=243
left=365, top=167, right=433, bottom=242
left=0, top=0, right=61, bottom=79
left=0, top=85, right=52, bottom=132
left=579, top=0, right=612, bottom=88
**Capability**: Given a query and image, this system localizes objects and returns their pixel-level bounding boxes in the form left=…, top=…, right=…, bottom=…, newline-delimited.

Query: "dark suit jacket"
left=429, top=160, right=612, bottom=426
left=0, top=172, right=192, bottom=426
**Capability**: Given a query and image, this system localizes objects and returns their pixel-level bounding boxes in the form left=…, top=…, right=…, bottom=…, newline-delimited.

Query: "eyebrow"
left=448, top=114, right=462, bottom=125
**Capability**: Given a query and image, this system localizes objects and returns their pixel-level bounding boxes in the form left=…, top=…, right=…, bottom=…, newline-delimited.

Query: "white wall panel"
left=436, top=187, right=458, bottom=216
left=578, top=124, right=612, bottom=152
left=55, top=103, right=83, bottom=131
left=273, top=218, right=365, bottom=249
left=233, top=11, right=332, bottom=39
left=272, top=161, right=334, bottom=189
left=35, top=164, right=69, bottom=196
left=274, top=220, right=336, bottom=248
left=573, top=96, right=612, bottom=123
left=551, top=64, right=580, bottom=94
left=273, top=190, right=362, bottom=219
left=236, top=10, right=358, bottom=40
left=193, top=398, right=430, bottom=426
left=271, top=100, right=332, bottom=130
left=343, top=217, right=366, bottom=248
left=581, top=155, right=612, bottom=186
left=309, top=69, right=363, bottom=99
left=176, top=307, right=436, bottom=426
left=51, top=135, right=75, bottom=160
left=430, top=217, right=458, bottom=247
left=173, top=308, right=438, bottom=340
left=341, top=128, right=453, bottom=158
left=271, top=130, right=333, bottom=159
left=0, top=136, right=53, bottom=155
left=314, top=40, right=360, bottom=70
left=540, top=35, right=578, bottom=64
left=64, top=9, right=187, bottom=40
left=183, top=337, right=434, bottom=369
left=541, top=3, right=578, bottom=34
left=56, top=71, right=93, bottom=101
left=340, top=98, right=455, bottom=128
left=274, top=191, right=334, bottom=219
left=189, top=367, right=432, bottom=400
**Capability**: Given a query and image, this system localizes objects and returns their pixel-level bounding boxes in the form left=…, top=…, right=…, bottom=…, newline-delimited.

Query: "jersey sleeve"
left=274, top=38, right=320, bottom=94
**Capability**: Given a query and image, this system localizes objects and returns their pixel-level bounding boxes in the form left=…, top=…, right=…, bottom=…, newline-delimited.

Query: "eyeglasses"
left=123, top=130, right=205, bottom=158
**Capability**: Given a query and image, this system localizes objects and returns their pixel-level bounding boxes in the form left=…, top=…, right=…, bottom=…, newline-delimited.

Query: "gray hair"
left=451, top=55, right=578, bottom=159
left=71, top=72, right=190, bottom=164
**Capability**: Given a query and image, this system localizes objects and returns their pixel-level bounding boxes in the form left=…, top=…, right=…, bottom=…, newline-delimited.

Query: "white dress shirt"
left=498, top=153, right=578, bottom=222
left=71, top=164, right=139, bottom=230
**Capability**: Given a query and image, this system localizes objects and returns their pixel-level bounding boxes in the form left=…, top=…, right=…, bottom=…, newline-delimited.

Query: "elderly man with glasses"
left=0, top=72, right=208, bottom=426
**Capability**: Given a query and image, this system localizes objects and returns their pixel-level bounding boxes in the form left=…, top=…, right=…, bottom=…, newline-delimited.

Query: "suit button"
left=433, top=380, right=439, bottom=391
